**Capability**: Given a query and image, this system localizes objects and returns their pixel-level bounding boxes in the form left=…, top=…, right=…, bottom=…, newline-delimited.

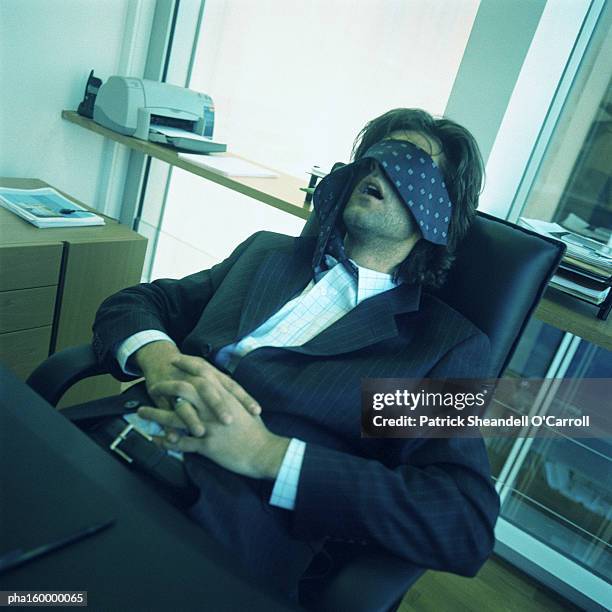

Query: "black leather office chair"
left=27, top=211, right=564, bottom=612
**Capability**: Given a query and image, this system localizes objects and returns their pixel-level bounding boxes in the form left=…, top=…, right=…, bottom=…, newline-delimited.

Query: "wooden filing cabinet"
left=0, top=178, right=148, bottom=407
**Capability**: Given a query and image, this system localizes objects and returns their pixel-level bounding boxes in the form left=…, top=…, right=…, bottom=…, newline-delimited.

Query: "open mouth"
left=361, top=181, right=384, bottom=200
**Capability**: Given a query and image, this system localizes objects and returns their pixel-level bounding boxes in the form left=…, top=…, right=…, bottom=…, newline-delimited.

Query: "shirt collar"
left=352, top=260, right=397, bottom=303
left=324, top=254, right=398, bottom=304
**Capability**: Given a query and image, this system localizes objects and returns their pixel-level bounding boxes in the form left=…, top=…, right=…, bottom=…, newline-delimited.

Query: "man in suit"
left=93, top=108, right=500, bottom=597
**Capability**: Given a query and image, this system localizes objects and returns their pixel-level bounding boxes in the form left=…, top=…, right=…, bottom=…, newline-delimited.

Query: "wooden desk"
left=61, top=111, right=611, bottom=352
left=0, top=178, right=147, bottom=406
left=535, top=287, right=611, bottom=351
left=0, top=365, right=298, bottom=612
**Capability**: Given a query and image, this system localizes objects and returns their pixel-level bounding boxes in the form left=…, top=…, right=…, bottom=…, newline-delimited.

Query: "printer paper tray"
left=149, top=130, right=227, bottom=154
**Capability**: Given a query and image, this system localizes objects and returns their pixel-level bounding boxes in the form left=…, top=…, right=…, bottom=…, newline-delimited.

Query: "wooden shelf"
left=61, top=112, right=611, bottom=351
left=61, top=111, right=312, bottom=220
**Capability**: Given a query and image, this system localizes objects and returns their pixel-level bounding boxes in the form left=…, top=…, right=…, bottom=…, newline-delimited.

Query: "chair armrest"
left=26, top=344, right=105, bottom=406
left=312, top=551, right=424, bottom=612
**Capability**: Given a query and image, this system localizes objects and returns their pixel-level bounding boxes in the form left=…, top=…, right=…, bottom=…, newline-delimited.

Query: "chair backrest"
left=301, top=210, right=565, bottom=378
left=431, top=212, right=565, bottom=377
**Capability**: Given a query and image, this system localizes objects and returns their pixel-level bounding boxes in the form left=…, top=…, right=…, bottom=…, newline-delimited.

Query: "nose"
left=359, top=158, right=381, bottom=181
left=355, top=157, right=383, bottom=186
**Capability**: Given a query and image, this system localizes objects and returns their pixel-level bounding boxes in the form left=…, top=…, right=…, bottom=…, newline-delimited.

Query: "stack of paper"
left=0, top=187, right=105, bottom=228
left=550, top=272, right=610, bottom=305
left=520, top=217, right=611, bottom=310
left=149, top=126, right=227, bottom=154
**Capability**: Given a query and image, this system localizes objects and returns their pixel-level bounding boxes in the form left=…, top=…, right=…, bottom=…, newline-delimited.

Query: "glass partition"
left=510, top=6, right=611, bottom=317
left=501, top=434, right=611, bottom=581
left=149, top=0, right=479, bottom=281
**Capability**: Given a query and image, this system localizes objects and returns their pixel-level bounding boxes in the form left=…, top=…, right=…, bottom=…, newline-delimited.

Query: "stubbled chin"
left=342, top=206, right=380, bottom=235
left=344, top=197, right=382, bottom=221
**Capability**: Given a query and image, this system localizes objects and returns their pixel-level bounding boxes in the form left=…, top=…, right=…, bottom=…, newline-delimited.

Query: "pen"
left=0, top=519, right=115, bottom=575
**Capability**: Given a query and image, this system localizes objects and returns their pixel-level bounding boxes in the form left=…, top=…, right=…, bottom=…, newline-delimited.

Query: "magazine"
left=0, top=187, right=105, bottom=228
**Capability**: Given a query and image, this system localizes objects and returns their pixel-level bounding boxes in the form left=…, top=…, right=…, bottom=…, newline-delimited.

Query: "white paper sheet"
left=150, top=126, right=215, bottom=143
left=178, top=153, right=279, bottom=178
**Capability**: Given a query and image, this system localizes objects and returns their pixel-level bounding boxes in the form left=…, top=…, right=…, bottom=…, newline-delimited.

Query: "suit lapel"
left=289, top=283, right=422, bottom=356
left=236, top=238, right=314, bottom=338
left=204, top=233, right=422, bottom=356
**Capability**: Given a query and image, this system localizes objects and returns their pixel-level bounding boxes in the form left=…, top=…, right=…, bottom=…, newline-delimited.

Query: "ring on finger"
left=173, top=396, right=189, bottom=408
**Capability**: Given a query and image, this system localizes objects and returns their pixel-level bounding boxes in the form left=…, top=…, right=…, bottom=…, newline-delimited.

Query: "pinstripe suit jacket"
left=93, top=231, right=500, bottom=593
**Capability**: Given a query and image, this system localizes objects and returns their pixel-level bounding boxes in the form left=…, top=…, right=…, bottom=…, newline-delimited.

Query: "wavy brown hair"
left=351, top=108, right=485, bottom=289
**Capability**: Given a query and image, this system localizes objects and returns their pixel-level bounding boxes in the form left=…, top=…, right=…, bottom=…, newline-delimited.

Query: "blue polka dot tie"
left=311, top=139, right=453, bottom=278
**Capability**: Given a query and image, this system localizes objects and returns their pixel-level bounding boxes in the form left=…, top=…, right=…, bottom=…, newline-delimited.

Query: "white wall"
left=0, top=0, right=154, bottom=215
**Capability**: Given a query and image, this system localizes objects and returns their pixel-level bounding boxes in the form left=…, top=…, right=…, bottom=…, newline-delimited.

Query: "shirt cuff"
left=269, top=438, right=306, bottom=511
left=116, top=330, right=176, bottom=376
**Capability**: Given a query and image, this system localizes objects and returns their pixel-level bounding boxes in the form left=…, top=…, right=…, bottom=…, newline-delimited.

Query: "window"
left=487, top=8, right=612, bottom=595
left=516, top=28, right=611, bottom=233
left=149, top=0, right=480, bottom=280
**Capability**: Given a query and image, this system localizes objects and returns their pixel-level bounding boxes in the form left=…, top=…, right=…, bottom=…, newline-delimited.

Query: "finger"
left=185, top=377, right=236, bottom=425
left=172, top=356, right=261, bottom=415
left=149, top=380, right=215, bottom=422
left=149, top=380, right=213, bottom=423
left=173, top=397, right=206, bottom=437
left=149, top=391, right=173, bottom=412
left=137, top=406, right=190, bottom=430
left=162, top=435, right=207, bottom=454
left=164, top=426, right=183, bottom=444
left=170, top=356, right=235, bottom=419
left=153, top=429, right=183, bottom=445
left=218, top=376, right=262, bottom=415
left=149, top=379, right=199, bottom=405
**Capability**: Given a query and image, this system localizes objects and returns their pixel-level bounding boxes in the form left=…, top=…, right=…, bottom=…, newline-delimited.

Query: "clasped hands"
left=135, top=343, right=289, bottom=480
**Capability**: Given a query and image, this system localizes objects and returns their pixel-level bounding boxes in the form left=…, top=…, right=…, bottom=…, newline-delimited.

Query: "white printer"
left=93, top=76, right=226, bottom=153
